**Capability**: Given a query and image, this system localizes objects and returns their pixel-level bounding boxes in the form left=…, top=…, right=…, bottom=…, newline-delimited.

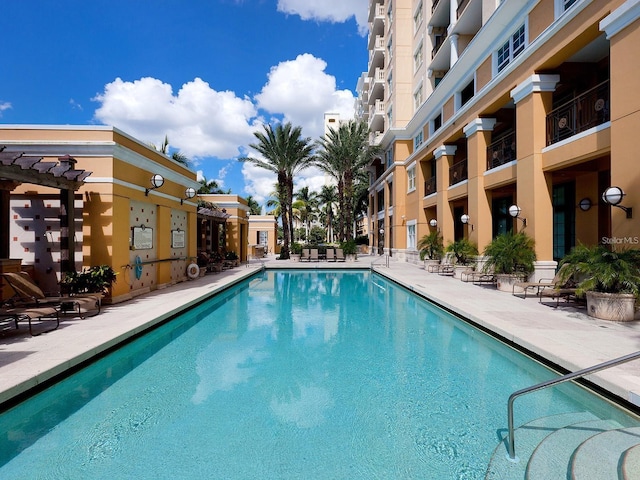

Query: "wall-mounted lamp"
left=379, top=228, right=384, bottom=235
left=145, top=174, right=165, bottom=196
left=578, top=198, right=592, bottom=212
left=429, top=219, right=438, bottom=228
left=602, top=186, right=632, bottom=218
left=461, top=214, right=473, bottom=231
left=181, top=187, right=196, bottom=205
left=508, top=204, right=527, bottom=226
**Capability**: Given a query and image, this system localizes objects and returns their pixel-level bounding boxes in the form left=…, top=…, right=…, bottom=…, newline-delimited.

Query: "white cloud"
left=93, top=77, right=259, bottom=159
left=255, top=54, right=355, bottom=140
left=277, top=0, right=368, bottom=35
left=0, top=101, right=12, bottom=116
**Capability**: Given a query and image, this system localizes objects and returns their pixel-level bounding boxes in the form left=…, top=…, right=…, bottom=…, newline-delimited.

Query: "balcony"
left=424, top=176, right=437, bottom=196
left=368, top=1, right=385, bottom=23
left=487, top=131, right=516, bottom=170
left=431, top=33, right=448, bottom=60
left=368, top=100, right=385, bottom=133
left=449, top=159, right=468, bottom=186
left=546, top=80, right=610, bottom=146
left=368, top=68, right=385, bottom=102
left=368, top=36, right=385, bottom=75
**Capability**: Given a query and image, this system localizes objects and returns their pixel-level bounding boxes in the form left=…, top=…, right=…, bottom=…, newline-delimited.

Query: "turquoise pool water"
left=0, top=270, right=637, bottom=479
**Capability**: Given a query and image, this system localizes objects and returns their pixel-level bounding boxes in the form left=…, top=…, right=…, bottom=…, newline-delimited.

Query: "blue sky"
left=0, top=0, right=368, bottom=204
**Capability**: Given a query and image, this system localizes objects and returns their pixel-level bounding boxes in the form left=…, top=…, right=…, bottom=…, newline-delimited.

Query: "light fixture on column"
left=508, top=204, right=527, bottom=226
left=460, top=214, right=473, bottom=231
left=145, top=174, right=165, bottom=196
left=602, top=186, right=632, bottom=218
left=578, top=198, right=592, bottom=212
left=429, top=219, right=437, bottom=228
left=181, top=187, right=196, bottom=205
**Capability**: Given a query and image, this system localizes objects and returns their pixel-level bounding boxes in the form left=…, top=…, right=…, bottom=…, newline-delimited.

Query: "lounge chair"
left=326, top=248, right=336, bottom=262
left=461, top=269, right=496, bottom=285
left=310, top=249, right=319, bottom=262
left=336, top=248, right=345, bottom=262
left=538, top=287, right=580, bottom=307
left=512, top=264, right=572, bottom=300
left=0, top=305, right=59, bottom=336
left=2, top=272, right=101, bottom=318
left=301, top=249, right=311, bottom=262
left=427, top=252, right=455, bottom=273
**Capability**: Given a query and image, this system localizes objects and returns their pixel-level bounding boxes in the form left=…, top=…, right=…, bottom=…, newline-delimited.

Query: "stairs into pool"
left=485, top=412, right=640, bottom=479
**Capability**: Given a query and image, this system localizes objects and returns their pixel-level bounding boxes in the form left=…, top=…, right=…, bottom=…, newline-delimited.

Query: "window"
left=460, top=79, right=474, bottom=108
left=387, top=71, right=393, bottom=96
left=259, top=231, right=268, bottom=246
left=387, top=107, right=393, bottom=128
left=414, top=84, right=423, bottom=110
left=432, top=113, right=442, bottom=134
left=385, top=146, right=394, bottom=169
left=562, top=0, right=578, bottom=12
left=496, top=24, right=526, bottom=73
left=413, top=132, right=423, bottom=151
left=407, top=221, right=417, bottom=250
left=407, top=165, right=416, bottom=192
left=414, top=42, right=423, bottom=71
left=388, top=0, right=393, bottom=23
left=387, top=36, right=393, bottom=58
left=414, top=2, right=423, bottom=31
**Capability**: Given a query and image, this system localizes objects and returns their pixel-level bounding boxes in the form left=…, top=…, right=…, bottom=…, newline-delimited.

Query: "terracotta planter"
left=586, top=291, right=637, bottom=322
left=496, top=274, right=526, bottom=293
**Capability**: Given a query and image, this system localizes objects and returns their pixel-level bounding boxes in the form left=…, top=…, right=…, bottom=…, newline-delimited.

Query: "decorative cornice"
left=600, top=0, right=640, bottom=39
left=433, top=145, right=457, bottom=159
left=463, top=118, right=497, bottom=137
left=510, top=74, right=560, bottom=104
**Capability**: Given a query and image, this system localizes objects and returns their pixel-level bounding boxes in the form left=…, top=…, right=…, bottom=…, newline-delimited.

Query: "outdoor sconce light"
left=145, top=174, right=165, bottom=196
left=602, top=186, right=633, bottom=218
left=461, top=214, right=473, bottom=231
left=508, top=204, right=527, bottom=226
left=578, top=198, right=592, bottom=212
left=429, top=219, right=438, bottom=228
left=181, top=187, right=196, bottom=205
left=379, top=228, right=384, bottom=235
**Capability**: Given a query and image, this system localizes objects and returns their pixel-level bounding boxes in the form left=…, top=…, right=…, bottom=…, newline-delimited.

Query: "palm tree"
left=317, top=185, right=338, bottom=243
left=240, top=123, right=314, bottom=259
left=245, top=195, right=261, bottom=215
left=294, top=186, right=319, bottom=241
left=315, top=120, right=380, bottom=241
left=198, top=176, right=222, bottom=194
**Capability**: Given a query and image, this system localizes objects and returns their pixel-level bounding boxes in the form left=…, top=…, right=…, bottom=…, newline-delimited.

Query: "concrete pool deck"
left=1, top=254, right=639, bottom=411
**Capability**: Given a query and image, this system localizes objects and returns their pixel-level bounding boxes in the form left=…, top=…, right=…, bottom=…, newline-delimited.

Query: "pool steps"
left=485, top=412, right=640, bottom=479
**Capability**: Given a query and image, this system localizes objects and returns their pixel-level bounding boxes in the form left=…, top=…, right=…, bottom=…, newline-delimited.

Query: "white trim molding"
left=463, top=118, right=497, bottom=137
left=600, top=0, right=640, bottom=39
left=510, top=74, right=560, bottom=104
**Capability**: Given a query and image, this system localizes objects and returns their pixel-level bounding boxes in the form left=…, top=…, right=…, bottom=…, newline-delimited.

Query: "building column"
left=434, top=145, right=457, bottom=246
left=600, top=1, right=640, bottom=239
left=464, top=118, right=496, bottom=252
left=511, top=74, right=560, bottom=279
left=157, top=205, right=172, bottom=288
left=449, top=33, right=459, bottom=66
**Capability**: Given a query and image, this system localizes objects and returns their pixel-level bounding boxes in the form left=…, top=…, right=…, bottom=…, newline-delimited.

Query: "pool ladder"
left=370, top=254, right=389, bottom=269
left=507, top=349, right=640, bottom=461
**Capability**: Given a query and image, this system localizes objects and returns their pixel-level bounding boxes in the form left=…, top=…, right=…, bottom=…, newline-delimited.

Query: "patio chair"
left=301, top=249, right=311, bottom=262
left=512, top=264, right=572, bottom=300
left=326, top=248, right=336, bottom=262
left=336, top=248, right=345, bottom=262
left=428, top=252, right=455, bottom=273
left=538, top=286, right=580, bottom=308
left=0, top=304, right=59, bottom=336
left=2, top=272, right=101, bottom=318
left=310, top=249, right=319, bottom=262
left=461, top=269, right=496, bottom=285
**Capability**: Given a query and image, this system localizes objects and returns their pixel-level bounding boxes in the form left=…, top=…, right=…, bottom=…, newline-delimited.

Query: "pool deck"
left=1, top=255, right=640, bottom=410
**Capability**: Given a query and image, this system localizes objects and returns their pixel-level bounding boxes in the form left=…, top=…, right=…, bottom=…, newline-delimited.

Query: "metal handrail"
left=507, top=350, right=640, bottom=460
left=371, top=254, right=389, bottom=269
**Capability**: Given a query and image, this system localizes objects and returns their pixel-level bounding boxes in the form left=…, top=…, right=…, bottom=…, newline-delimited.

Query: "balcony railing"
left=487, top=131, right=516, bottom=170
left=449, top=160, right=467, bottom=186
left=424, top=176, right=436, bottom=196
left=432, top=33, right=448, bottom=59
left=546, top=80, right=610, bottom=146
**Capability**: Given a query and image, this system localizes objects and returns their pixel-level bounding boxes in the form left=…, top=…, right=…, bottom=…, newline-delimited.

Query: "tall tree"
left=198, top=176, right=223, bottom=194
left=317, top=184, right=338, bottom=243
left=315, top=120, right=380, bottom=241
left=294, top=186, right=319, bottom=241
left=245, top=195, right=261, bottom=215
left=240, top=123, right=314, bottom=259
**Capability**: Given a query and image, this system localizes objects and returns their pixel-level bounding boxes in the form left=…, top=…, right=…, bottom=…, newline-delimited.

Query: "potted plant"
left=558, top=245, right=640, bottom=321
left=290, top=242, right=302, bottom=262
left=224, top=250, right=239, bottom=267
left=340, top=239, right=358, bottom=262
left=445, top=238, right=478, bottom=278
left=61, top=265, right=117, bottom=295
left=418, top=231, right=444, bottom=270
left=482, top=231, right=536, bottom=292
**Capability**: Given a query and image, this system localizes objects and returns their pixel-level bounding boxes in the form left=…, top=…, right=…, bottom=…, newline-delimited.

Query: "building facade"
left=362, top=0, right=640, bottom=278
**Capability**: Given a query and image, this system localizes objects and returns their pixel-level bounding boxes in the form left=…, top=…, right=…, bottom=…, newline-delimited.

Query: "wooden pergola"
left=0, top=147, right=92, bottom=274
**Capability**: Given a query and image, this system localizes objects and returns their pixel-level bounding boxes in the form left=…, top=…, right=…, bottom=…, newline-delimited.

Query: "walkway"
left=1, top=255, right=639, bottom=411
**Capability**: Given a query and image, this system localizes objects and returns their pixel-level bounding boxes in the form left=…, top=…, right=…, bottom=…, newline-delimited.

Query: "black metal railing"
left=449, top=160, right=467, bottom=186
left=487, top=131, right=516, bottom=170
left=424, top=176, right=436, bottom=196
left=546, top=80, right=610, bottom=146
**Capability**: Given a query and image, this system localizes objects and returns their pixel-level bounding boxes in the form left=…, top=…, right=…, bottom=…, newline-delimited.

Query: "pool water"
left=0, top=270, right=637, bottom=479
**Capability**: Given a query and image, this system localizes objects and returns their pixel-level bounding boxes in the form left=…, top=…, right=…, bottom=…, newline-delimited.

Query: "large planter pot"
left=453, top=265, right=471, bottom=279
left=586, top=291, right=637, bottom=322
left=290, top=254, right=301, bottom=262
left=345, top=254, right=357, bottom=263
left=424, top=259, right=440, bottom=271
left=496, top=274, right=526, bottom=293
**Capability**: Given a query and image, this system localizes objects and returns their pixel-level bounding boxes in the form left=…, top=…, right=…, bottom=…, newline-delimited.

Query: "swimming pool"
left=0, top=270, right=637, bottom=479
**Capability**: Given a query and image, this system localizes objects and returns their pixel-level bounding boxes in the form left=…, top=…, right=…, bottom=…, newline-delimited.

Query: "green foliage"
left=290, top=242, right=303, bottom=255
left=225, top=251, right=238, bottom=261
left=482, top=231, right=536, bottom=275
left=354, top=235, right=369, bottom=245
left=559, top=245, right=640, bottom=296
left=61, top=265, right=117, bottom=294
left=340, top=239, right=358, bottom=255
left=308, top=226, right=326, bottom=245
left=418, top=231, right=444, bottom=260
left=445, top=238, right=478, bottom=265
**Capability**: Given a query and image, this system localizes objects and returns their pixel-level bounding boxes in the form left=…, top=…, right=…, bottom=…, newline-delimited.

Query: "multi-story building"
left=361, top=0, right=640, bottom=279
